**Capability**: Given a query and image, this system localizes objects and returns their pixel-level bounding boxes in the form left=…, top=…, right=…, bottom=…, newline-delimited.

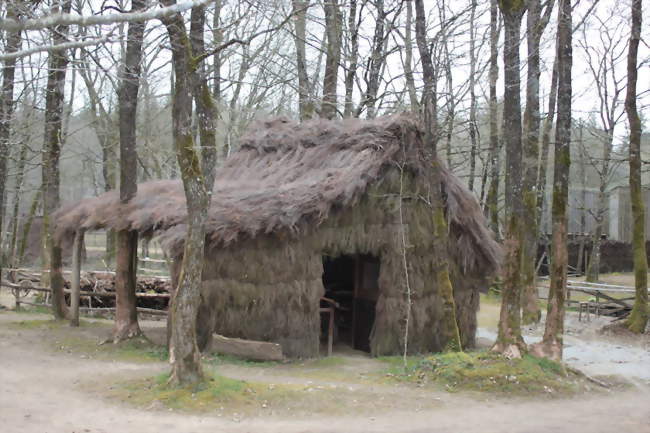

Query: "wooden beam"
left=208, top=334, right=284, bottom=362
left=70, top=230, right=84, bottom=327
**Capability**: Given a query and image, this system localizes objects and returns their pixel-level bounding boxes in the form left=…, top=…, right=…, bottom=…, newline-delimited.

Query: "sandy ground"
left=1, top=306, right=650, bottom=432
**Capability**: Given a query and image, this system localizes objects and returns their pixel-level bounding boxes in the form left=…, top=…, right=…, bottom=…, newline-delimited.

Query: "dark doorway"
left=321, top=254, right=380, bottom=353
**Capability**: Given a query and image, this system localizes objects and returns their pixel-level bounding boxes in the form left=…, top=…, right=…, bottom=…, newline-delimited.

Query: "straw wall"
left=190, top=168, right=487, bottom=358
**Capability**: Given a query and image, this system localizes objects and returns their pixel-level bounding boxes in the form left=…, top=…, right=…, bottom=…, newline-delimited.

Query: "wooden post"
left=328, top=307, right=334, bottom=357
left=70, top=230, right=84, bottom=327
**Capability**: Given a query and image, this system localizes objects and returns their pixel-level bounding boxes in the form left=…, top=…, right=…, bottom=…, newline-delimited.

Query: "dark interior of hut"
left=321, top=254, right=380, bottom=354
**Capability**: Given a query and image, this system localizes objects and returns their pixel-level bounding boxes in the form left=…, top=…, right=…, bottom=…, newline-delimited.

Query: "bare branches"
left=0, top=34, right=112, bottom=61
left=0, top=0, right=211, bottom=32
left=194, top=7, right=300, bottom=65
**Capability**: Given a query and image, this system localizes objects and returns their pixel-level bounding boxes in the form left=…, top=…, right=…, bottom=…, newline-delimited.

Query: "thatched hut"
left=54, top=115, right=501, bottom=358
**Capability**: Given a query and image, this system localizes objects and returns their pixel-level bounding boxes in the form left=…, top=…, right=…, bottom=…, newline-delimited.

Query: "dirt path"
left=1, top=311, right=649, bottom=433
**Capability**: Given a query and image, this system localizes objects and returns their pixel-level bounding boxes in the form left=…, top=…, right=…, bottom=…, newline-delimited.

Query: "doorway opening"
left=321, top=254, right=380, bottom=353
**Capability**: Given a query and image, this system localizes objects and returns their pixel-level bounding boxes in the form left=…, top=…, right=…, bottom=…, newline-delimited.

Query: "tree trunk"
left=402, top=0, right=418, bottom=112
left=18, top=191, right=40, bottom=265
left=485, top=0, right=501, bottom=238
left=492, top=1, right=527, bottom=358
left=414, top=0, right=461, bottom=352
left=585, top=132, right=612, bottom=282
left=161, top=0, right=218, bottom=386
left=43, top=0, right=72, bottom=320
left=190, top=3, right=218, bottom=187
left=530, top=0, right=572, bottom=360
left=8, top=137, right=28, bottom=269
left=321, top=0, right=342, bottom=119
left=624, top=0, right=648, bottom=334
left=467, top=0, right=478, bottom=192
left=0, top=2, right=22, bottom=289
left=344, top=0, right=360, bottom=117
left=521, top=0, right=552, bottom=326
left=212, top=0, right=223, bottom=102
left=576, top=125, right=586, bottom=277
left=292, top=0, right=312, bottom=120
left=113, top=0, right=147, bottom=342
left=536, top=43, right=559, bottom=233
left=356, top=0, right=386, bottom=119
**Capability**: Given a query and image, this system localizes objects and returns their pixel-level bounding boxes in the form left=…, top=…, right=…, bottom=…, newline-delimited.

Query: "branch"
left=0, top=36, right=112, bottom=60
left=193, top=6, right=303, bottom=65
left=0, top=0, right=211, bottom=32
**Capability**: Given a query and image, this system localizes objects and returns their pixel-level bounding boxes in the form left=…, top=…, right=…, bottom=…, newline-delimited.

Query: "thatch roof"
left=54, top=114, right=500, bottom=274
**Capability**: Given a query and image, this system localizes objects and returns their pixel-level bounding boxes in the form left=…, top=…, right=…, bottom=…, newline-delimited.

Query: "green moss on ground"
left=383, top=351, right=586, bottom=396
left=108, top=370, right=343, bottom=415
left=10, top=318, right=103, bottom=330
left=55, top=335, right=168, bottom=363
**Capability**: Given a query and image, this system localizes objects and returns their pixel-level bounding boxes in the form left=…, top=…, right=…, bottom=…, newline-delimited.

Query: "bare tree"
left=0, top=1, right=25, bottom=285
left=401, top=0, right=418, bottom=111
left=322, top=0, right=343, bottom=119
left=160, top=0, right=211, bottom=385
left=292, top=0, right=313, bottom=120
left=466, top=0, right=478, bottom=192
left=624, top=0, right=648, bottom=334
left=484, top=0, right=501, bottom=237
left=113, top=0, right=148, bottom=342
left=43, top=0, right=73, bottom=320
left=520, top=0, right=554, bottom=325
left=355, top=0, right=392, bottom=119
left=531, top=0, right=572, bottom=361
left=160, top=0, right=288, bottom=385
left=492, top=0, right=526, bottom=358
left=343, top=0, right=362, bottom=117
left=414, top=0, right=462, bottom=352
left=580, top=11, right=629, bottom=283
left=536, top=40, right=558, bottom=238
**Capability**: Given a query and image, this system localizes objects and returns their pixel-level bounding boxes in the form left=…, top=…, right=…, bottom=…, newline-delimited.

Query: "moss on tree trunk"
left=414, top=0, right=462, bottom=353
left=624, top=0, right=648, bottom=334
left=492, top=3, right=527, bottom=357
left=531, top=0, right=572, bottom=361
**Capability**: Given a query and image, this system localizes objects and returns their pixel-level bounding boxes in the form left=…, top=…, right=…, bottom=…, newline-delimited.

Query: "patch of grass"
left=378, top=355, right=426, bottom=372
left=16, top=305, right=52, bottom=314
left=10, top=318, right=102, bottom=329
left=385, top=351, right=585, bottom=396
left=110, top=370, right=306, bottom=414
left=108, top=337, right=169, bottom=362
left=56, top=335, right=168, bottom=363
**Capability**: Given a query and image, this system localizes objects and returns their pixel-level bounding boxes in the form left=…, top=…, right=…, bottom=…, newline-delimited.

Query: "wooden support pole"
left=70, top=230, right=84, bottom=327
left=328, top=307, right=334, bottom=357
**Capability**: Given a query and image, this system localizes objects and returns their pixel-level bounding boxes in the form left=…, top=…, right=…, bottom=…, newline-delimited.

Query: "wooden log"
left=0, top=282, right=170, bottom=299
left=70, top=230, right=84, bottom=327
left=79, top=306, right=168, bottom=316
left=207, top=334, right=285, bottom=362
